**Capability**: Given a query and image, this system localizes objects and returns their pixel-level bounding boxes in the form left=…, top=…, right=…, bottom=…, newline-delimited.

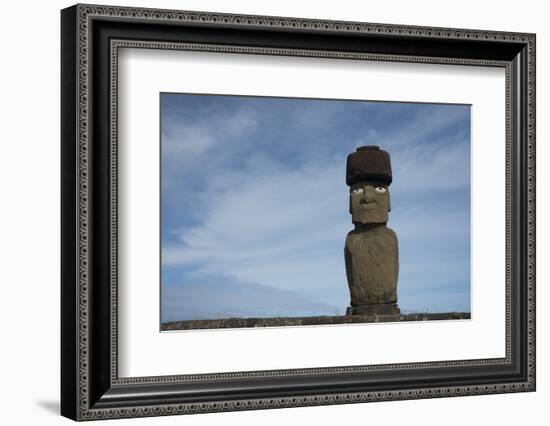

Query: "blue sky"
left=160, top=93, right=471, bottom=322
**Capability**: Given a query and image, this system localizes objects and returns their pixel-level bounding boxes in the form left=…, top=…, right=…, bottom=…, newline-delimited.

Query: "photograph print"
left=160, top=93, right=471, bottom=331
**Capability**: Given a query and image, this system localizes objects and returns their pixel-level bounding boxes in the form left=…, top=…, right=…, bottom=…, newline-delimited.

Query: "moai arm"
left=344, top=241, right=352, bottom=298
left=389, top=228, right=399, bottom=291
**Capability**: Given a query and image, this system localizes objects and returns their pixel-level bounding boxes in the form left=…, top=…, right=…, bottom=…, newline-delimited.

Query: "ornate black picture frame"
left=61, top=3, right=536, bottom=421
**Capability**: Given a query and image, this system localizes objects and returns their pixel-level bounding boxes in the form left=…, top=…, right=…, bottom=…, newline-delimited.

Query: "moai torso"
left=345, top=225, right=398, bottom=305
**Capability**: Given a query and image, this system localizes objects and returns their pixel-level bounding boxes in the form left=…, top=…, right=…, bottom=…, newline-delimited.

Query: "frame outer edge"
left=527, top=34, right=536, bottom=390
left=76, top=2, right=91, bottom=420
left=61, top=4, right=80, bottom=422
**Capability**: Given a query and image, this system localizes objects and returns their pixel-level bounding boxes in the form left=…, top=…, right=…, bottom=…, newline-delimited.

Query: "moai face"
left=350, top=181, right=390, bottom=224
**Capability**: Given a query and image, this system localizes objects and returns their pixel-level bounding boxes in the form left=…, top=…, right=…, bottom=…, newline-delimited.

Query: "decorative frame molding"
left=61, top=3, right=535, bottom=421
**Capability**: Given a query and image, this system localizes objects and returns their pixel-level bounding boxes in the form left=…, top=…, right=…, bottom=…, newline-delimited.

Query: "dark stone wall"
left=161, top=312, right=471, bottom=331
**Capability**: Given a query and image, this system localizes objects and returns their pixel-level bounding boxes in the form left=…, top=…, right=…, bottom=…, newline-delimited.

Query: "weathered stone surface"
left=344, top=146, right=399, bottom=311
left=346, top=145, right=393, bottom=186
left=161, top=312, right=471, bottom=331
left=346, top=303, right=400, bottom=316
left=349, top=182, right=390, bottom=224
left=345, top=224, right=398, bottom=306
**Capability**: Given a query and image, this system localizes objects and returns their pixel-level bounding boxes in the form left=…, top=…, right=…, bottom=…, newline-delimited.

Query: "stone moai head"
left=346, top=146, right=393, bottom=225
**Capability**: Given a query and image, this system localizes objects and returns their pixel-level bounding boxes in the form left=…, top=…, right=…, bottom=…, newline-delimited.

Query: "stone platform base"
left=162, top=311, right=470, bottom=331
left=346, top=303, right=400, bottom=316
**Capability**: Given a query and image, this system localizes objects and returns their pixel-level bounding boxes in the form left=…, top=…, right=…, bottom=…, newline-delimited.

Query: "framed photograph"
left=158, top=93, right=472, bottom=331
left=61, top=3, right=536, bottom=421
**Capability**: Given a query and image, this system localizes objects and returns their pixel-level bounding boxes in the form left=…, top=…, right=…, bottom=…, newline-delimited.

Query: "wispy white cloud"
left=361, top=105, right=469, bottom=151
left=392, top=135, right=470, bottom=194
left=163, top=157, right=349, bottom=295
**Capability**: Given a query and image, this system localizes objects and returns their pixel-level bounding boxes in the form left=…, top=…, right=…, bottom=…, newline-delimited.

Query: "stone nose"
left=360, top=187, right=374, bottom=202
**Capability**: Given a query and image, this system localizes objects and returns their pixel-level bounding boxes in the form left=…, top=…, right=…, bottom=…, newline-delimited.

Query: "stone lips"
left=346, top=145, right=392, bottom=187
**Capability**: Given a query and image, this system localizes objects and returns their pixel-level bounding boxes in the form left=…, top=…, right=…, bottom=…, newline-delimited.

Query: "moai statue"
left=344, top=146, right=400, bottom=316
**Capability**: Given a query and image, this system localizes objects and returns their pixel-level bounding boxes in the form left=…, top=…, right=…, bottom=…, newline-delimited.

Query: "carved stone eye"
left=375, top=186, right=387, bottom=194
left=351, top=187, right=364, bottom=195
